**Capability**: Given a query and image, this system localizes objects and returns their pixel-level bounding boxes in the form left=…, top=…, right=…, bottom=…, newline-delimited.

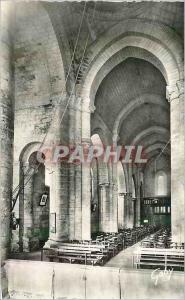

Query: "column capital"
left=112, top=132, right=120, bottom=143
left=166, top=80, right=184, bottom=103
left=81, top=138, right=91, bottom=144
left=89, top=103, right=96, bottom=113
left=68, top=94, right=82, bottom=110
left=99, top=182, right=110, bottom=188
left=80, top=97, right=96, bottom=113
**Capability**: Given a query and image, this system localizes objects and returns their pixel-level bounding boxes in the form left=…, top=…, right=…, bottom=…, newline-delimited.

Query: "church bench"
left=57, top=243, right=110, bottom=254
left=43, top=246, right=107, bottom=265
left=57, top=251, right=105, bottom=266
left=134, top=248, right=184, bottom=271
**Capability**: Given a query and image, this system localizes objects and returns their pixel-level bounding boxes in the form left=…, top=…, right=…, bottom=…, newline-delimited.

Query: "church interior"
left=0, top=1, right=184, bottom=299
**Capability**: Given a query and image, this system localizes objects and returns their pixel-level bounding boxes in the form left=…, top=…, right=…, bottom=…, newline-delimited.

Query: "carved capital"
left=112, top=132, right=120, bottom=143
left=81, top=97, right=96, bottom=113
left=89, top=103, right=96, bottom=113
left=166, top=80, right=184, bottom=103
left=176, top=79, right=184, bottom=96
left=99, top=182, right=110, bottom=188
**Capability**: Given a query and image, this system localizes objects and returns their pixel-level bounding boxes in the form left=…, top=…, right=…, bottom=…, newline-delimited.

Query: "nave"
left=0, top=1, right=184, bottom=299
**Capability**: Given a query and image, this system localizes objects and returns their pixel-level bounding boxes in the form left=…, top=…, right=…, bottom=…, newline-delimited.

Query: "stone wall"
left=12, top=2, right=69, bottom=250
left=5, top=260, right=184, bottom=299
left=144, top=155, right=171, bottom=197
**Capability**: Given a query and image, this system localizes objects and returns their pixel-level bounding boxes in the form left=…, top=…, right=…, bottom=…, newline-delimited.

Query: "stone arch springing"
left=80, top=19, right=183, bottom=112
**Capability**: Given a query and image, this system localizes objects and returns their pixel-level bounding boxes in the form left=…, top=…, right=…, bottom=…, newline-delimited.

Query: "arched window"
left=155, top=171, right=167, bottom=196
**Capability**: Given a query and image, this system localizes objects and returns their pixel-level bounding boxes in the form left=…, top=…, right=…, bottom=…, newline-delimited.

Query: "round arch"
left=131, top=126, right=170, bottom=145
left=80, top=19, right=183, bottom=111
left=19, top=142, right=42, bottom=164
left=113, top=93, right=169, bottom=140
left=145, top=143, right=170, bottom=157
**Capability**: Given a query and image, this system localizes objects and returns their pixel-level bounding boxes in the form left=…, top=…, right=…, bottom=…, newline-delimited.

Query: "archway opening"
left=19, top=151, right=49, bottom=252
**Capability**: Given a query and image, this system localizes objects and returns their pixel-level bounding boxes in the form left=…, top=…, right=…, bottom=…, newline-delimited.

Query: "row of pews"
left=120, top=225, right=160, bottom=248
left=134, top=226, right=184, bottom=271
left=42, top=225, right=159, bottom=266
left=140, top=226, right=184, bottom=249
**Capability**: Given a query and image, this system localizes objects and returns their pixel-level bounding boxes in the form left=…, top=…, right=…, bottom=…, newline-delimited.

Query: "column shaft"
left=0, top=2, right=14, bottom=262
left=169, top=83, right=184, bottom=243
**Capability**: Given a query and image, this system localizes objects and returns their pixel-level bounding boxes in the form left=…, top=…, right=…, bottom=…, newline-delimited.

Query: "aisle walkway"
left=105, top=241, right=141, bottom=269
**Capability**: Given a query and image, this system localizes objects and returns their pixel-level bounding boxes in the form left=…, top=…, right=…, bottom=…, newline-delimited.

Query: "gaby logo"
left=151, top=268, right=173, bottom=286
left=36, top=144, right=148, bottom=165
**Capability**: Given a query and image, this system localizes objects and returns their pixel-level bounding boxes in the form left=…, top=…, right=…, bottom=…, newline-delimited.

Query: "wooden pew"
left=134, top=248, right=184, bottom=271
left=42, top=244, right=108, bottom=266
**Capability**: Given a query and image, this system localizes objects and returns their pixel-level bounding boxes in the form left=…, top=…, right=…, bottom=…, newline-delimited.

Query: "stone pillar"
left=0, top=2, right=14, bottom=296
left=118, top=193, right=124, bottom=229
left=107, top=163, right=118, bottom=233
left=68, top=95, right=76, bottom=240
left=99, top=183, right=110, bottom=232
left=167, top=81, right=184, bottom=243
left=127, top=164, right=134, bottom=228
left=135, top=167, right=141, bottom=227
left=0, top=1, right=14, bottom=259
left=74, top=97, right=82, bottom=240
left=20, top=164, right=34, bottom=252
left=45, top=162, right=69, bottom=246
left=123, top=193, right=128, bottom=228
left=44, top=94, right=70, bottom=246
left=68, top=95, right=84, bottom=240
left=81, top=98, right=92, bottom=240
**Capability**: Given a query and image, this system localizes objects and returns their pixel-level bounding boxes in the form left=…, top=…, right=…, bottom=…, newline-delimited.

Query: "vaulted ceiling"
left=44, top=1, right=184, bottom=63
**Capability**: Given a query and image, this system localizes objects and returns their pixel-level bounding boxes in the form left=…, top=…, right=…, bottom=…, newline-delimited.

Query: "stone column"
left=123, top=193, right=128, bottom=227
left=135, top=167, right=141, bottom=227
left=118, top=193, right=124, bottom=229
left=45, top=162, right=69, bottom=246
left=107, top=162, right=118, bottom=233
left=99, top=183, right=110, bottom=232
left=0, top=2, right=14, bottom=297
left=167, top=81, right=184, bottom=243
left=68, top=95, right=76, bottom=240
left=74, top=97, right=82, bottom=240
left=68, top=95, right=83, bottom=240
left=81, top=98, right=93, bottom=240
left=0, top=1, right=14, bottom=261
left=44, top=94, right=70, bottom=246
left=127, top=164, right=134, bottom=228
left=20, top=164, right=34, bottom=252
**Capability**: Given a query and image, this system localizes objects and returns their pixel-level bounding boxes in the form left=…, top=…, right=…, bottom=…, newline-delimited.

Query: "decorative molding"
left=166, top=80, right=184, bottom=103
left=89, top=103, right=96, bottom=113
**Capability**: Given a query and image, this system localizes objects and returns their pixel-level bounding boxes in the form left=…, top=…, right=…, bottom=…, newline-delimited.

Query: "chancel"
left=0, top=0, right=184, bottom=299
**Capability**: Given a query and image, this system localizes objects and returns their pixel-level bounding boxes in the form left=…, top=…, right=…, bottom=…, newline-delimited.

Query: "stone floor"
left=10, top=251, right=42, bottom=261
left=105, top=241, right=140, bottom=269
